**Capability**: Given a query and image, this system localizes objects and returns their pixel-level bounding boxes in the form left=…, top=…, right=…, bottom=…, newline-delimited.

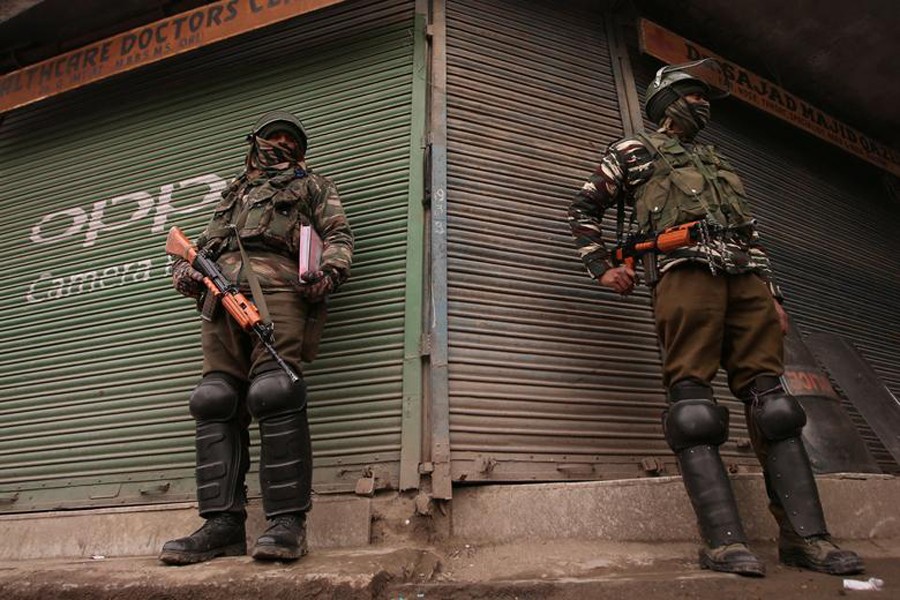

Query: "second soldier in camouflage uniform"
left=568, top=62, right=863, bottom=577
left=160, top=110, right=353, bottom=565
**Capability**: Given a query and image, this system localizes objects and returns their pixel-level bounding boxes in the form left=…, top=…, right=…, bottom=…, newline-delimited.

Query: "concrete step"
left=391, top=556, right=900, bottom=600
left=0, top=474, right=897, bottom=599
left=2, top=473, right=896, bottom=561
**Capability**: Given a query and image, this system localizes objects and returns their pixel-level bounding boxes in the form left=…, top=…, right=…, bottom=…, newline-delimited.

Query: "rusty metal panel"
left=444, top=0, right=711, bottom=484
left=806, top=333, right=900, bottom=472
left=782, top=328, right=880, bottom=474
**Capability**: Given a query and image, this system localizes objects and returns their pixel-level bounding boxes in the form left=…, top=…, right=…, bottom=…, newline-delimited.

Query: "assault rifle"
left=613, top=220, right=716, bottom=285
left=165, top=226, right=299, bottom=383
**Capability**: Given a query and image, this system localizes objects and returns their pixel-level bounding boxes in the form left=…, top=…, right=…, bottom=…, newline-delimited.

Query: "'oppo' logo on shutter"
left=28, top=173, right=226, bottom=247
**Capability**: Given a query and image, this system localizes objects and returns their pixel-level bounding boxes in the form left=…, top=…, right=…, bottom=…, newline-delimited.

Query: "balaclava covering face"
left=663, top=96, right=711, bottom=140
left=246, top=135, right=304, bottom=174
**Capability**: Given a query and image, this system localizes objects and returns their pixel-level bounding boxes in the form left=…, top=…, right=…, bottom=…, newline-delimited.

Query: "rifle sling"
left=233, top=233, right=272, bottom=325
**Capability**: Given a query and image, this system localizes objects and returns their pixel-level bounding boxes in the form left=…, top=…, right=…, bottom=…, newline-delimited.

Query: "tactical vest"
left=202, top=170, right=314, bottom=258
left=632, top=132, right=753, bottom=234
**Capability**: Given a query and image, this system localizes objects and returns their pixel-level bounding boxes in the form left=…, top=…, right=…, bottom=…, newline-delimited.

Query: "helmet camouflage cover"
left=250, top=110, right=309, bottom=154
left=645, top=58, right=726, bottom=124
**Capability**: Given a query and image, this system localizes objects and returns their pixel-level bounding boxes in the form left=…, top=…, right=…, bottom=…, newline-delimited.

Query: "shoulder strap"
left=635, top=132, right=668, bottom=168
left=230, top=225, right=272, bottom=325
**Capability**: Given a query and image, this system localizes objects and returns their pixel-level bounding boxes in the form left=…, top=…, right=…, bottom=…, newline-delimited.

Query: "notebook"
left=298, top=224, right=323, bottom=278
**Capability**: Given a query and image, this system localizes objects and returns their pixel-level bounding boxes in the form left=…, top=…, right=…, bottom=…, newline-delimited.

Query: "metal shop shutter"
left=707, top=108, right=900, bottom=397
left=633, top=53, right=900, bottom=474
left=444, top=0, right=684, bottom=484
left=706, top=101, right=900, bottom=473
left=0, top=0, right=418, bottom=512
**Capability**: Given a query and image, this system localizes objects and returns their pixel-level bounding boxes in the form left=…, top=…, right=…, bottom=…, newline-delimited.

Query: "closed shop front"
left=444, top=0, right=681, bottom=484
left=629, top=38, right=900, bottom=473
left=0, top=0, right=425, bottom=512
left=2, top=0, right=896, bottom=514
left=441, top=0, right=900, bottom=486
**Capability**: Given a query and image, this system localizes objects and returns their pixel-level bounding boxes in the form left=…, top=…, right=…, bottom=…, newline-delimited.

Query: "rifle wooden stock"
left=164, top=227, right=199, bottom=266
left=165, top=226, right=264, bottom=331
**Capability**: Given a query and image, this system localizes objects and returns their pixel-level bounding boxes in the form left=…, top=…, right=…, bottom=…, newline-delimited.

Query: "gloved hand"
left=172, top=260, right=205, bottom=298
left=297, top=268, right=338, bottom=303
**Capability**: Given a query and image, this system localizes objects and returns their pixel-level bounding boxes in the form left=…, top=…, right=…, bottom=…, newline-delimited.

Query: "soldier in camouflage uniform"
left=568, top=62, right=863, bottom=577
left=159, top=110, right=353, bottom=565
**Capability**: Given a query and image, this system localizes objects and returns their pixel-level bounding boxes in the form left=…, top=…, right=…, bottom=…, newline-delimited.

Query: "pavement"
left=0, top=539, right=896, bottom=600
left=0, top=475, right=897, bottom=599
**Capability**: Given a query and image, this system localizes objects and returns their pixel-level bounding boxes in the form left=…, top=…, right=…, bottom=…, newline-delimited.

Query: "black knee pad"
left=667, top=378, right=714, bottom=403
left=664, top=398, right=730, bottom=453
left=189, top=372, right=241, bottom=422
left=247, top=370, right=307, bottom=419
left=753, top=392, right=806, bottom=442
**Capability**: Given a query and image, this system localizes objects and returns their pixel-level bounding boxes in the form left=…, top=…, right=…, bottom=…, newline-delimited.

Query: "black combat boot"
left=779, top=530, right=864, bottom=574
left=159, top=511, right=247, bottom=565
left=740, top=378, right=864, bottom=576
left=251, top=512, right=308, bottom=561
left=664, top=382, right=766, bottom=577
left=699, top=543, right=766, bottom=577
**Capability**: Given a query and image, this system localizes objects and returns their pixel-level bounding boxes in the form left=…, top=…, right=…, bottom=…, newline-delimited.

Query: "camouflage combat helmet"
left=645, top=61, right=713, bottom=124
left=250, top=110, right=308, bottom=154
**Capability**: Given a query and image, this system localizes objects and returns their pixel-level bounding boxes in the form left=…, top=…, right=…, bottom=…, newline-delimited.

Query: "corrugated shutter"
left=445, top=0, right=690, bottom=483
left=632, top=53, right=900, bottom=473
left=706, top=101, right=900, bottom=474
left=0, top=0, right=418, bottom=512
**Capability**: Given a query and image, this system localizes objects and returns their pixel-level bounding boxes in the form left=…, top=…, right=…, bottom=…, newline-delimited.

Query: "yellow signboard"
left=0, top=0, right=346, bottom=114
left=639, top=19, right=900, bottom=178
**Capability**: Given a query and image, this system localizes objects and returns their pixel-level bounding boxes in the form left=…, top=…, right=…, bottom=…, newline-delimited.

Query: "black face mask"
left=665, top=97, right=711, bottom=139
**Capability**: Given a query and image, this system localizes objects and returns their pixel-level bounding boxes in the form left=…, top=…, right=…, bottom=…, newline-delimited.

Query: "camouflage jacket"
left=568, top=131, right=782, bottom=299
left=193, top=166, right=353, bottom=292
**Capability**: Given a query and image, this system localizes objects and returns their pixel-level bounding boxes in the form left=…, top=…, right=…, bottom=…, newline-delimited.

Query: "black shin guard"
left=190, top=373, right=249, bottom=516
left=248, top=368, right=312, bottom=517
left=259, top=410, right=312, bottom=515
left=677, top=444, right=748, bottom=547
left=764, top=437, right=828, bottom=537
left=195, top=420, right=248, bottom=515
left=746, top=375, right=828, bottom=538
left=665, top=380, right=747, bottom=547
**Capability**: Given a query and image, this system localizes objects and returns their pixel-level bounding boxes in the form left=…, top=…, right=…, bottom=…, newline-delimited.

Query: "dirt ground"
left=0, top=538, right=895, bottom=600
left=394, top=537, right=899, bottom=600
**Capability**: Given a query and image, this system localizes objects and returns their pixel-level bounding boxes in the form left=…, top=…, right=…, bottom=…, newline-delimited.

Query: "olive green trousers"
left=653, top=264, right=783, bottom=396
left=201, top=291, right=308, bottom=381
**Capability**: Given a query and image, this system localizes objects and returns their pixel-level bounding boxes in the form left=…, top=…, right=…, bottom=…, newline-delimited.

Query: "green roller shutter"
left=0, top=0, right=420, bottom=512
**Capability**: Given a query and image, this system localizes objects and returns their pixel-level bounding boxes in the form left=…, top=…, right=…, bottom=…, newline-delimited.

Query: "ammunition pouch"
left=641, top=252, right=660, bottom=287
left=199, top=290, right=220, bottom=321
